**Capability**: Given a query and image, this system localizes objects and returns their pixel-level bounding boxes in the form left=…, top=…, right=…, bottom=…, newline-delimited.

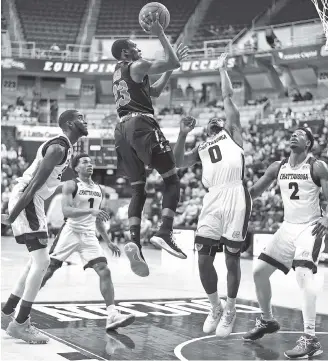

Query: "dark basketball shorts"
left=115, top=113, right=173, bottom=182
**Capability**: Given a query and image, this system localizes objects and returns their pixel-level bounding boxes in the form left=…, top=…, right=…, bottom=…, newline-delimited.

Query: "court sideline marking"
left=174, top=331, right=328, bottom=361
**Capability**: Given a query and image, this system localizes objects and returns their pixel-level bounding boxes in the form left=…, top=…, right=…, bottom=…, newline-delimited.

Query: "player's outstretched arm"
left=174, top=116, right=200, bottom=168
left=249, top=161, right=281, bottom=199
left=61, top=181, right=109, bottom=221
left=312, top=160, right=328, bottom=238
left=216, top=53, right=243, bottom=148
left=150, top=44, right=189, bottom=97
left=96, top=218, right=121, bottom=257
left=5, top=144, right=66, bottom=224
left=131, top=14, right=180, bottom=81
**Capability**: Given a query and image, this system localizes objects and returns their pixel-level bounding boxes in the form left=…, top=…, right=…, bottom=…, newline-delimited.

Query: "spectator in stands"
left=50, top=43, right=60, bottom=51
left=303, top=89, right=313, bottom=101
left=186, top=84, right=195, bottom=100
left=265, top=28, right=281, bottom=49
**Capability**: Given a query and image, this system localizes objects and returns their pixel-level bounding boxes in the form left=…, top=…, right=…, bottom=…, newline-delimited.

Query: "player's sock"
left=15, top=300, right=32, bottom=324
left=296, top=267, right=317, bottom=337
left=207, top=291, right=222, bottom=310
left=254, top=272, right=273, bottom=321
left=2, top=294, right=21, bottom=315
left=107, top=304, right=116, bottom=315
left=159, top=215, right=174, bottom=233
left=130, top=225, right=141, bottom=245
left=226, top=297, right=236, bottom=311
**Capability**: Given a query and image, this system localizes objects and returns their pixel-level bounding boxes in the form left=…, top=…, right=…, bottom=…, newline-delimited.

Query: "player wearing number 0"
left=40, top=154, right=135, bottom=331
left=1, top=110, right=87, bottom=344
left=174, top=53, right=252, bottom=338
left=111, top=12, right=189, bottom=277
left=243, top=128, right=328, bottom=359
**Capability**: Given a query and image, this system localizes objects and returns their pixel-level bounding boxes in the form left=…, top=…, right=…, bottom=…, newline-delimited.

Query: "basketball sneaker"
left=124, top=242, right=149, bottom=277
left=215, top=308, right=236, bottom=338
left=106, top=310, right=135, bottom=331
left=6, top=318, right=49, bottom=344
left=150, top=231, right=187, bottom=259
left=203, top=305, right=224, bottom=334
left=284, top=334, right=323, bottom=359
left=1, top=311, right=14, bottom=330
left=243, top=317, right=280, bottom=341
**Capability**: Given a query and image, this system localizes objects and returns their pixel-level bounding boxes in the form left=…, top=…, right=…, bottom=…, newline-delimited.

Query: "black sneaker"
left=284, top=334, right=323, bottom=359
left=243, top=317, right=280, bottom=341
left=124, top=242, right=149, bottom=277
left=150, top=231, right=187, bottom=259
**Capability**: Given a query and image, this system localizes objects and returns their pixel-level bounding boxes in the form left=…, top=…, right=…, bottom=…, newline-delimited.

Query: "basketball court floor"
left=1, top=236, right=328, bottom=360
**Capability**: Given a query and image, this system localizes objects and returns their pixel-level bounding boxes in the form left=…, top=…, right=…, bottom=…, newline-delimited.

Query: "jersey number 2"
left=208, top=145, right=222, bottom=163
left=88, top=198, right=94, bottom=208
left=289, top=182, right=300, bottom=200
left=113, top=80, right=131, bottom=108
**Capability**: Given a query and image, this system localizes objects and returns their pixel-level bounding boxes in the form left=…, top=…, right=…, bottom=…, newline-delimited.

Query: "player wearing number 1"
left=243, top=128, right=328, bottom=359
left=174, top=53, right=252, bottom=338
left=40, top=153, right=135, bottom=332
left=111, top=12, right=189, bottom=277
left=1, top=110, right=87, bottom=344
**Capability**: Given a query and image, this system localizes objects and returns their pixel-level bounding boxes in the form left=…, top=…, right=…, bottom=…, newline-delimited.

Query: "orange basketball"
left=139, top=2, right=170, bottom=31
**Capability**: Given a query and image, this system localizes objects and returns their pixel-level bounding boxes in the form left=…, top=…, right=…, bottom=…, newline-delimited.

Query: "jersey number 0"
left=113, top=80, right=131, bottom=108
left=208, top=145, right=222, bottom=163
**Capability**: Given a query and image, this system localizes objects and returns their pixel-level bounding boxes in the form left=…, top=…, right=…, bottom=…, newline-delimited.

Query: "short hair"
left=111, top=39, right=130, bottom=60
left=71, top=153, right=90, bottom=172
left=58, top=110, right=78, bottom=129
left=297, top=127, right=314, bottom=150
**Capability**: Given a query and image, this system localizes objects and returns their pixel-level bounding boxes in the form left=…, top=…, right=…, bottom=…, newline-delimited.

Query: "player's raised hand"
left=216, top=52, right=228, bottom=70
left=180, top=116, right=196, bottom=135
left=140, top=12, right=163, bottom=36
left=107, top=242, right=121, bottom=257
left=93, top=209, right=110, bottom=222
left=176, top=44, right=189, bottom=61
left=311, top=217, right=328, bottom=239
left=1, top=214, right=11, bottom=225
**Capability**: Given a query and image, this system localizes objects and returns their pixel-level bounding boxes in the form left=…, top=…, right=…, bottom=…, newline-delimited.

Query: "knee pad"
left=162, top=173, right=180, bottom=209
left=225, top=246, right=241, bottom=257
left=128, top=183, right=147, bottom=219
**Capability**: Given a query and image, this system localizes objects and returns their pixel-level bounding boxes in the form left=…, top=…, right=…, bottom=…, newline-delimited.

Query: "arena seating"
left=15, top=0, right=88, bottom=49
left=269, top=0, right=319, bottom=25
left=95, top=0, right=199, bottom=42
left=190, top=0, right=274, bottom=49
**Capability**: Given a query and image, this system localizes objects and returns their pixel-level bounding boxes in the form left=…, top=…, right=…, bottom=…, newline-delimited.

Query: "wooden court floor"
left=1, top=236, right=328, bottom=360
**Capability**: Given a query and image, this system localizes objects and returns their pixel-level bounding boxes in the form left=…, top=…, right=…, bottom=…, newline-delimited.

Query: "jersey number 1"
left=113, top=80, right=131, bottom=108
left=208, top=145, right=222, bottom=163
left=289, top=182, right=300, bottom=200
left=88, top=198, right=94, bottom=208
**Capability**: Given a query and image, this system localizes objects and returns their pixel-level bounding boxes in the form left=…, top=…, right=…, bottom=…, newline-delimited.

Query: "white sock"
left=107, top=304, right=116, bottom=315
left=296, top=268, right=317, bottom=337
left=226, top=297, right=236, bottom=311
left=207, top=292, right=222, bottom=310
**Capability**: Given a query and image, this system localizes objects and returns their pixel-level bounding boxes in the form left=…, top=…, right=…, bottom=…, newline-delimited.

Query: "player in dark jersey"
left=111, top=13, right=189, bottom=277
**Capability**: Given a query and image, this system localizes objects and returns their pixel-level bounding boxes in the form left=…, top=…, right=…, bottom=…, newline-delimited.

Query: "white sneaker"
left=106, top=310, right=135, bottom=331
left=6, top=318, right=49, bottom=344
left=203, top=306, right=223, bottom=334
left=215, top=308, right=236, bottom=338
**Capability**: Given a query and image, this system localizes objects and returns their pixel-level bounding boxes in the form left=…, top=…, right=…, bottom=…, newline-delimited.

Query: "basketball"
left=139, top=2, right=170, bottom=31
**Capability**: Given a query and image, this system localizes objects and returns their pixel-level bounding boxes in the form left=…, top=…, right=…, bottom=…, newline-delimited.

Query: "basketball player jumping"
left=243, top=128, right=328, bottom=359
left=111, top=12, right=189, bottom=277
left=40, top=153, right=135, bottom=331
left=1, top=110, right=88, bottom=344
left=174, top=53, right=252, bottom=338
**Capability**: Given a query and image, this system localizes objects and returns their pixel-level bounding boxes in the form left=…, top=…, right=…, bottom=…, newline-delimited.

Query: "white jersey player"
left=41, top=153, right=135, bottom=332
left=244, top=127, right=328, bottom=359
left=1, top=110, right=88, bottom=344
left=174, top=53, right=251, bottom=338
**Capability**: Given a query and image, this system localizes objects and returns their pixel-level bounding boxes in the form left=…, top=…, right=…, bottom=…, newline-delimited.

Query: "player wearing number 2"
left=111, top=12, right=189, bottom=277
left=40, top=153, right=135, bottom=332
left=243, top=128, right=328, bottom=359
left=1, top=110, right=87, bottom=344
left=174, top=53, right=252, bottom=338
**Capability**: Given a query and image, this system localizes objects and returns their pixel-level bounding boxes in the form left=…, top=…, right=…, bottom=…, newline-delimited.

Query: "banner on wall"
left=272, top=44, right=328, bottom=64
